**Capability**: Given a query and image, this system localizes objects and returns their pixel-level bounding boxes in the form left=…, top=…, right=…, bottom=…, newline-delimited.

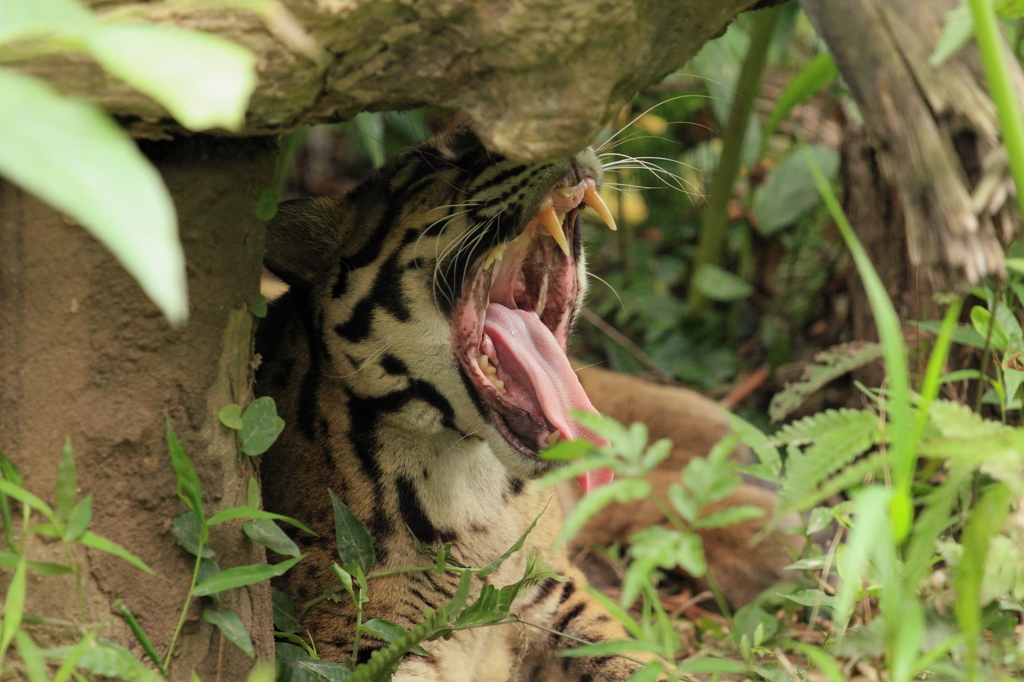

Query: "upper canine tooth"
left=536, top=206, right=570, bottom=257
left=583, top=187, right=617, bottom=231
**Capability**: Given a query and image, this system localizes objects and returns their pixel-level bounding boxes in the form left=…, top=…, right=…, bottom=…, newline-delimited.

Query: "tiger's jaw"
left=452, top=161, right=615, bottom=487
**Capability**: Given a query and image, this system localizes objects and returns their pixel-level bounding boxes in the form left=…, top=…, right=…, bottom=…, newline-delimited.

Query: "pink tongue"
left=484, top=304, right=613, bottom=493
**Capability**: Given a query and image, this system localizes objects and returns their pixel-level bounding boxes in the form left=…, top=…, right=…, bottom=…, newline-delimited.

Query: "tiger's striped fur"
left=257, top=124, right=641, bottom=681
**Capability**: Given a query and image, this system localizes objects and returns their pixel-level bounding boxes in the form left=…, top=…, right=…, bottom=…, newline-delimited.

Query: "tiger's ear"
left=263, top=197, right=353, bottom=286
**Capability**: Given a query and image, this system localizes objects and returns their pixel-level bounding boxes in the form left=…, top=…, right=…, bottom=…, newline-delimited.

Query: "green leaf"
left=244, top=518, right=300, bottom=557
left=0, top=0, right=95, bottom=46
left=65, top=494, right=92, bottom=541
left=172, top=511, right=215, bottom=558
left=0, top=553, right=28, bottom=659
left=764, top=52, right=838, bottom=140
left=14, top=629, right=49, bottom=682
left=627, top=661, right=666, bottom=682
left=203, top=608, right=255, bottom=657
left=206, top=505, right=315, bottom=536
left=833, top=485, right=890, bottom=631
left=296, top=659, right=354, bottom=682
left=932, top=3, right=973, bottom=66
left=769, top=342, right=883, bottom=421
left=55, top=437, right=78, bottom=523
left=796, top=644, right=847, bottom=682
left=970, top=304, right=1010, bottom=351
left=167, top=421, right=204, bottom=518
left=192, top=555, right=303, bottom=597
left=359, top=620, right=429, bottom=656
left=0, top=479, right=56, bottom=522
left=0, top=69, right=185, bottom=323
left=85, top=24, right=256, bottom=132
left=623, top=527, right=705, bottom=606
left=240, top=397, right=286, bottom=456
left=79, top=531, right=156, bottom=575
left=114, top=599, right=166, bottom=677
left=255, top=126, right=309, bottom=222
left=691, top=263, right=754, bottom=302
left=250, top=295, right=268, bottom=318
left=677, top=657, right=749, bottom=674
left=0, top=551, right=71, bottom=576
left=329, top=490, right=375, bottom=573
left=555, top=478, right=650, bottom=548
left=727, top=413, right=782, bottom=476
left=781, top=589, right=835, bottom=607
left=271, top=587, right=303, bottom=634
left=754, top=145, right=838, bottom=235
left=42, top=639, right=163, bottom=682
left=247, top=476, right=260, bottom=508
left=47, top=634, right=93, bottom=682
left=912, top=320, right=988, bottom=349
left=695, top=504, right=764, bottom=529
left=538, top=438, right=594, bottom=462
left=955, top=482, right=1015, bottom=668
left=219, top=404, right=243, bottom=430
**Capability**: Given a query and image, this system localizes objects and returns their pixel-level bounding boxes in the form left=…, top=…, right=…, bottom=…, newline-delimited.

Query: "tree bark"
left=13, top=0, right=765, bottom=161
left=0, top=137, right=276, bottom=678
left=802, top=0, right=1022, bottom=288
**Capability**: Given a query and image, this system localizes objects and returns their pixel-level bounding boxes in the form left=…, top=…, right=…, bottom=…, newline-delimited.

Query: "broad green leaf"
left=14, top=629, right=49, bottom=682
left=42, top=639, right=162, bottom=682
left=48, top=633, right=93, bottom=682
left=203, top=608, right=255, bottom=657
left=271, top=587, right=303, bottom=634
left=970, top=304, right=1010, bottom=351
left=172, top=511, right=215, bottom=558
left=192, top=555, right=303, bottom=597
left=55, top=437, right=77, bottom=523
left=167, top=422, right=204, bottom=518
left=79, top=531, right=156, bottom=575
left=447, top=570, right=473, bottom=616
left=240, top=396, right=286, bottom=456
left=360, top=620, right=429, bottom=656
left=627, top=661, right=665, bottom=682
left=0, top=69, right=185, bottom=323
left=296, top=659, right=354, bottom=682
left=912, top=320, right=988, bottom=349
left=219, top=404, right=243, bottom=430
left=244, top=518, right=300, bottom=557
left=727, top=413, right=781, bottom=476
left=764, top=52, right=838, bottom=140
left=85, top=24, right=256, bottom=132
left=329, top=490, right=375, bottom=573
left=754, top=145, right=838, bottom=235
left=205, top=505, right=315, bottom=535
left=0, top=0, right=94, bottom=46
left=64, top=494, right=92, bottom=541
left=692, top=263, right=753, bottom=302
left=0, top=479, right=54, bottom=521
left=623, top=526, right=705, bottom=606
left=0, top=553, right=28, bottom=658
left=0, top=551, right=71, bottom=576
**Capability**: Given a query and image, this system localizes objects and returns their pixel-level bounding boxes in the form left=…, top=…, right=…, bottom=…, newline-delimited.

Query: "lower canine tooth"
left=583, top=187, right=617, bottom=231
left=536, top=206, right=570, bottom=257
left=493, top=378, right=505, bottom=392
left=546, top=431, right=561, bottom=447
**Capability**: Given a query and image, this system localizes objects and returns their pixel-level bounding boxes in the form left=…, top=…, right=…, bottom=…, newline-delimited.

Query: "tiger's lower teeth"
left=546, top=431, right=561, bottom=447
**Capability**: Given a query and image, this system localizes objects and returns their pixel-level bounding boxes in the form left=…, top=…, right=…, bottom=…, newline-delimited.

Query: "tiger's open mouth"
left=453, top=168, right=616, bottom=485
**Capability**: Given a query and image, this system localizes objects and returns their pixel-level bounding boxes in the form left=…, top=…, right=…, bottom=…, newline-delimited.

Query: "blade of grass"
left=969, top=0, right=1024, bottom=218
left=803, top=146, right=914, bottom=541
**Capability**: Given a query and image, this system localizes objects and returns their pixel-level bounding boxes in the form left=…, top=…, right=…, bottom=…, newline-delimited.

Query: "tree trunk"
left=0, top=137, right=276, bottom=679
left=802, top=0, right=1023, bottom=289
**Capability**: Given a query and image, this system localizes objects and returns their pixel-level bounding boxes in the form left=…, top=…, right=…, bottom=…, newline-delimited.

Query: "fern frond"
left=771, top=408, right=881, bottom=447
left=928, top=400, right=1006, bottom=439
left=349, top=607, right=450, bottom=682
